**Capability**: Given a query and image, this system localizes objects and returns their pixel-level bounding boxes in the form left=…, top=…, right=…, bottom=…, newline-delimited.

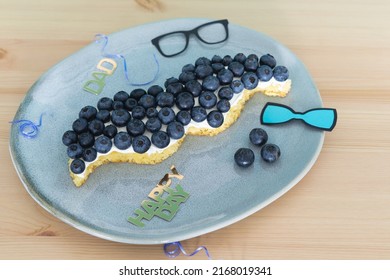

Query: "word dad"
left=83, top=58, right=117, bottom=95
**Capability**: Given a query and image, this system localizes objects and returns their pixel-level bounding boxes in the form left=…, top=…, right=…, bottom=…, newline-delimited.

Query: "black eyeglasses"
left=151, top=19, right=229, bottom=58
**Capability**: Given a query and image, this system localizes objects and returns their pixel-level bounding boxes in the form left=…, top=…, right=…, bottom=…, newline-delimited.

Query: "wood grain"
left=1, top=0, right=389, bottom=259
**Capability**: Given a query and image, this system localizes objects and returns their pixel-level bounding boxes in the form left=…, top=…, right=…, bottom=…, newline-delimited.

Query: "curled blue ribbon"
left=94, top=34, right=160, bottom=86
left=164, top=242, right=212, bottom=260
left=10, top=113, right=44, bottom=138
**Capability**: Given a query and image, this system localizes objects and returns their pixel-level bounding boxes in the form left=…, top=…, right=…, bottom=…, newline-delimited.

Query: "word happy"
left=128, top=166, right=189, bottom=227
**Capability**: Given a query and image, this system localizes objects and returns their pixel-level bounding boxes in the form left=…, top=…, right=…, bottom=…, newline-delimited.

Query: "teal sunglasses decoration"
left=260, top=102, right=337, bottom=131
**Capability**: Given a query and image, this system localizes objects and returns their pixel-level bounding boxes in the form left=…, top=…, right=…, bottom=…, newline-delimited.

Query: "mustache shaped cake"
left=62, top=53, right=291, bottom=187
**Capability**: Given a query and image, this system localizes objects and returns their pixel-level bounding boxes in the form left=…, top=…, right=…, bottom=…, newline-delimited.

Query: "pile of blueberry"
left=62, top=53, right=288, bottom=174
left=234, top=128, right=281, bottom=167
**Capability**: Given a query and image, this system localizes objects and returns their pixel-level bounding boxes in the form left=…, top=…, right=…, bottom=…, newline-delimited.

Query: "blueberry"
left=241, top=72, right=259, bottom=90
left=185, top=80, right=202, bottom=97
left=97, top=97, right=113, bottom=111
left=132, top=135, right=151, bottom=154
left=112, top=100, right=124, bottom=110
left=222, top=55, right=233, bottom=66
left=218, top=87, right=234, bottom=100
left=164, top=77, right=180, bottom=88
left=256, top=65, right=273, bottom=81
left=166, top=82, right=184, bottom=96
left=72, top=118, right=88, bottom=134
left=94, top=135, right=112, bottom=154
left=211, top=55, right=223, bottom=63
left=158, top=107, right=175, bottom=125
left=70, top=159, right=85, bottom=174
left=176, top=92, right=195, bottom=110
left=202, top=75, right=220, bottom=91
left=130, top=88, right=146, bottom=100
left=103, top=124, right=117, bottom=139
left=273, top=66, right=289, bottom=82
left=145, top=117, right=162, bottom=133
left=179, top=71, right=196, bottom=83
left=151, top=131, right=171, bottom=149
left=207, top=110, right=224, bottom=128
left=176, top=110, right=192, bottom=125
left=249, top=128, right=268, bottom=146
left=217, top=68, right=234, bottom=85
left=114, top=132, right=132, bottom=150
left=217, top=99, right=230, bottom=113
left=146, top=107, right=158, bottom=118
left=88, top=119, right=104, bottom=136
left=96, top=110, right=111, bottom=123
left=114, top=91, right=129, bottom=102
left=261, top=144, right=281, bottom=163
left=126, top=119, right=145, bottom=137
left=156, top=92, right=175, bottom=107
left=259, top=54, right=277, bottom=68
left=67, top=143, right=84, bottom=159
left=191, top=106, right=207, bottom=122
left=124, top=98, right=138, bottom=111
left=228, top=62, right=245, bottom=77
left=131, top=106, right=146, bottom=120
left=199, top=91, right=217, bottom=109
left=244, top=57, right=259, bottom=71
left=195, top=57, right=211, bottom=66
left=147, top=85, right=164, bottom=97
left=182, top=64, right=195, bottom=72
left=111, top=109, right=131, bottom=127
left=234, top=148, right=255, bottom=167
left=234, top=53, right=246, bottom=64
left=62, top=130, right=78, bottom=146
left=167, top=121, right=185, bottom=139
left=211, top=63, right=224, bottom=73
left=247, top=54, right=259, bottom=62
left=139, top=94, right=156, bottom=109
left=78, top=132, right=95, bottom=148
left=82, top=147, right=97, bottom=162
left=79, top=106, right=97, bottom=121
left=230, top=80, right=244, bottom=93
left=195, top=65, right=213, bottom=79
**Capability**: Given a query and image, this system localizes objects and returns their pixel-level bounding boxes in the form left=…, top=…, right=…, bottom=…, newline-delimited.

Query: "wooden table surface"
left=1, top=0, right=389, bottom=260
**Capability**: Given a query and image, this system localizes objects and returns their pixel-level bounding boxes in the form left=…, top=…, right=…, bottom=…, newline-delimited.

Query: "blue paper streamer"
left=94, top=34, right=160, bottom=86
left=10, top=113, right=44, bottom=139
left=164, top=242, right=212, bottom=260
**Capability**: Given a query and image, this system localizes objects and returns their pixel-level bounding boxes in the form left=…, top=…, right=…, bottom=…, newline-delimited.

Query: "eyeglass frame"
left=151, top=19, right=229, bottom=58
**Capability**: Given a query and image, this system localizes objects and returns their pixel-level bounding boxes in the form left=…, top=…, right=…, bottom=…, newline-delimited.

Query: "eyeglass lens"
left=156, top=32, right=188, bottom=57
left=196, top=21, right=228, bottom=44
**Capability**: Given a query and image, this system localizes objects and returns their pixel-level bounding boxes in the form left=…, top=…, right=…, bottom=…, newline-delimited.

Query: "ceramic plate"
left=9, top=18, right=323, bottom=244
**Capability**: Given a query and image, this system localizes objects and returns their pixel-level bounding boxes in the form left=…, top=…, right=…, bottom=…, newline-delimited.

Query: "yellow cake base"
left=70, top=80, right=291, bottom=187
